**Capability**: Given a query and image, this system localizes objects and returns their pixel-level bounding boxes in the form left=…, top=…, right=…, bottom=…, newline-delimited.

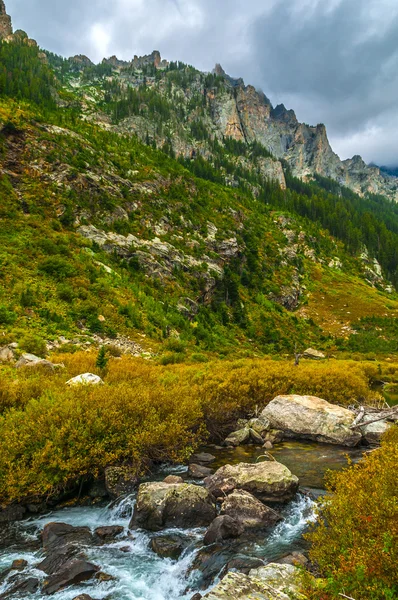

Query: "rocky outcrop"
left=203, top=563, right=307, bottom=600
left=130, top=482, right=216, bottom=531
left=41, top=560, right=99, bottom=595
left=0, top=1, right=12, bottom=39
left=261, top=395, right=361, bottom=446
left=302, top=348, right=326, bottom=360
left=220, top=490, right=281, bottom=530
left=204, top=461, right=299, bottom=503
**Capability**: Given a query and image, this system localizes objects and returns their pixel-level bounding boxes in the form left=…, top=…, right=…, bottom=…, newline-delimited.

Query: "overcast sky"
left=8, top=0, right=398, bottom=166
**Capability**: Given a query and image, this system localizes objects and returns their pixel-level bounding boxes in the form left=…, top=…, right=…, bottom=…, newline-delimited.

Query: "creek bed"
left=0, top=441, right=365, bottom=600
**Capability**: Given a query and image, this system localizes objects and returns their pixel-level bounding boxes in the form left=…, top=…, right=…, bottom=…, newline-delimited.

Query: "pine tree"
left=96, top=346, right=109, bottom=371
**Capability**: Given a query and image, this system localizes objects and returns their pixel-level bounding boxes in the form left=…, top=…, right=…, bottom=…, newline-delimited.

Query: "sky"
left=8, top=0, right=398, bottom=166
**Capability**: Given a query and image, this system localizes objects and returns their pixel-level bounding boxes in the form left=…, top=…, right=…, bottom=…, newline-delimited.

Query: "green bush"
left=19, top=333, right=47, bottom=357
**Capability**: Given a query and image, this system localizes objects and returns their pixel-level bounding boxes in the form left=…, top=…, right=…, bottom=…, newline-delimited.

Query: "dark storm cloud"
left=7, top=0, right=398, bottom=165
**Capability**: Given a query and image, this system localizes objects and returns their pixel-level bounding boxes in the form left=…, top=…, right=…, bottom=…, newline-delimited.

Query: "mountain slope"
left=0, top=8, right=397, bottom=358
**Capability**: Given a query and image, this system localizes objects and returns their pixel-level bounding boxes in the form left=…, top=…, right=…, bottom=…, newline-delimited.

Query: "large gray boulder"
left=220, top=490, right=281, bottom=530
left=204, top=461, right=299, bottom=503
left=261, top=395, right=361, bottom=446
left=203, top=563, right=307, bottom=599
left=130, top=482, right=216, bottom=531
left=66, top=373, right=103, bottom=386
left=15, top=353, right=63, bottom=371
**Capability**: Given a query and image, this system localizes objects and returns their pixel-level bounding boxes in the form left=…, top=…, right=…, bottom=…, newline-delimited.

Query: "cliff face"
left=209, top=74, right=398, bottom=200
left=0, top=1, right=12, bottom=39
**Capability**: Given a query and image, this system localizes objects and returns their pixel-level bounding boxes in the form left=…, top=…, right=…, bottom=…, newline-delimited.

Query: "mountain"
left=0, top=1, right=397, bottom=359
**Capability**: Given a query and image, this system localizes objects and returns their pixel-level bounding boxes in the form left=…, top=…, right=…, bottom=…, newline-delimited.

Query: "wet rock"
left=105, top=465, right=138, bottom=498
left=130, top=482, right=216, bottom=531
left=247, top=417, right=270, bottom=436
left=220, top=490, right=282, bottom=530
left=263, top=441, right=273, bottom=450
left=42, top=522, right=93, bottom=552
left=223, top=557, right=265, bottom=576
left=163, top=475, right=184, bottom=484
left=150, top=534, right=190, bottom=559
left=42, top=559, right=99, bottom=595
left=224, top=428, right=250, bottom=447
left=261, top=395, right=362, bottom=447
left=302, top=348, right=326, bottom=360
left=95, top=571, right=116, bottom=582
left=360, top=419, right=392, bottom=445
left=277, top=552, right=308, bottom=567
left=191, top=595, right=203, bottom=600
left=37, top=545, right=79, bottom=576
left=0, top=504, right=26, bottom=523
left=66, top=373, right=104, bottom=386
left=72, top=595, right=96, bottom=600
left=203, top=516, right=244, bottom=545
left=188, top=464, right=213, bottom=479
left=10, top=559, right=28, bottom=571
left=189, top=452, right=216, bottom=465
left=249, top=429, right=264, bottom=445
left=204, top=461, right=299, bottom=503
left=94, top=525, right=124, bottom=543
left=0, top=577, right=39, bottom=599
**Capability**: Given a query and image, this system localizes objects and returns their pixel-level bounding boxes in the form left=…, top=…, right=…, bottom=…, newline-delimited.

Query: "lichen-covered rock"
left=261, top=395, right=361, bottom=446
left=130, top=482, right=216, bottom=531
left=204, top=461, right=299, bottom=503
left=15, top=353, right=63, bottom=371
left=220, top=490, right=282, bottom=529
left=203, top=563, right=308, bottom=599
left=224, top=428, right=251, bottom=447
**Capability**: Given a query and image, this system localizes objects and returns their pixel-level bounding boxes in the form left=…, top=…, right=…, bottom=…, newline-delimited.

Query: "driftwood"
left=350, top=408, right=398, bottom=430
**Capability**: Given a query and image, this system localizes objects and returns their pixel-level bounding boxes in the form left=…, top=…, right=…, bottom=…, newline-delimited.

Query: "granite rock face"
left=0, top=1, right=12, bottom=39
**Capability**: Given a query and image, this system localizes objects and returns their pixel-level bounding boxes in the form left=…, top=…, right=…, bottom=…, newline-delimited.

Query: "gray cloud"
left=7, top=0, right=398, bottom=165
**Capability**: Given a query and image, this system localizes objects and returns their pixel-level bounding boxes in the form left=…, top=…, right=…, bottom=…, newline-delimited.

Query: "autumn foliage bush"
left=305, top=426, right=398, bottom=600
left=0, top=354, right=383, bottom=503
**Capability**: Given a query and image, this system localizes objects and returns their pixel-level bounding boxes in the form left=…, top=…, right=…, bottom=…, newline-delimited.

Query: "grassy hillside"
left=0, top=38, right=397, bottom=360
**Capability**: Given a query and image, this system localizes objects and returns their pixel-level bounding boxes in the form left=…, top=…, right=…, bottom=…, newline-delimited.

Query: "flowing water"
left=0, top=441, right=364, bottom=600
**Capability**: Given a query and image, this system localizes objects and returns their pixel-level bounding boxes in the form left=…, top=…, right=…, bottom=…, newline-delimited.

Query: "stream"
left=0, top=441, right=365, bottom=600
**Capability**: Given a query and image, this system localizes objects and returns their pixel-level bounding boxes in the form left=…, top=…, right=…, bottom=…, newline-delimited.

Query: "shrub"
left=19, top=333, right=47, bottom=357
left=305, top=426, right=398, bottom=600
left=38, top=256, right=78, bottom=280
left=0, top=304, right=16, bottom=325
left=164, top=338, right=186, bottom=353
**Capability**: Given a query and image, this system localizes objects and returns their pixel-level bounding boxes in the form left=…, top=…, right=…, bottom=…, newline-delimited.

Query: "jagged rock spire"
left=0, top=1, right=12, bottom=39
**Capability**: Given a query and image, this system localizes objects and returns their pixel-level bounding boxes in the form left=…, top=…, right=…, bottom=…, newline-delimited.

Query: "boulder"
left=41, top=522, right=93, bottom=552
left=302, top=348, right=326, bottom=360
left=203, top=563, right=307, bottom=599
left=189, top=452, right=216, bottom=465
left=94, top=525, right=124, bottom=542
left=73, top=596, right=96, bottom=600
left=249, top=428, right=264, bottom=445
left=105, top=465, right=138, bottom=498
left=204, top=461, right=298, bottom=503
left=150, top=534, right=190, bottom=559
left=220, top=490, right=282, bottom=530
left=262, top=429, right=284, bottom=444
left=37, top=545, right=78, bottom=576
left=188, top=464, right=213, bottom=479
left=277, top=552, right=308, bottom=567
left=224, top=428, right=251, bottom=447
left=15, top=353, right=62, bottom=371
left=164, top=475, right=184, bottom=484
left=203, top=515, right=243, bottom=545
left=247, top=417, right=270, bottom=435
left=261, top=395, right=362, bottom=446
left=361, top=419, right=392, bottom=444
left=130, top=482, right=216, bottom=531
left=42, top=559, right=99, bottom=595
left=66, top=373, right=104, bottom=386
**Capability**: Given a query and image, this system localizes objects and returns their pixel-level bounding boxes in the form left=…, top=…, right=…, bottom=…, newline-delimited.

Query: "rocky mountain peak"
left=0, top=0, right=12, bottom=39
left=271, top=104, right=298, bottom=124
